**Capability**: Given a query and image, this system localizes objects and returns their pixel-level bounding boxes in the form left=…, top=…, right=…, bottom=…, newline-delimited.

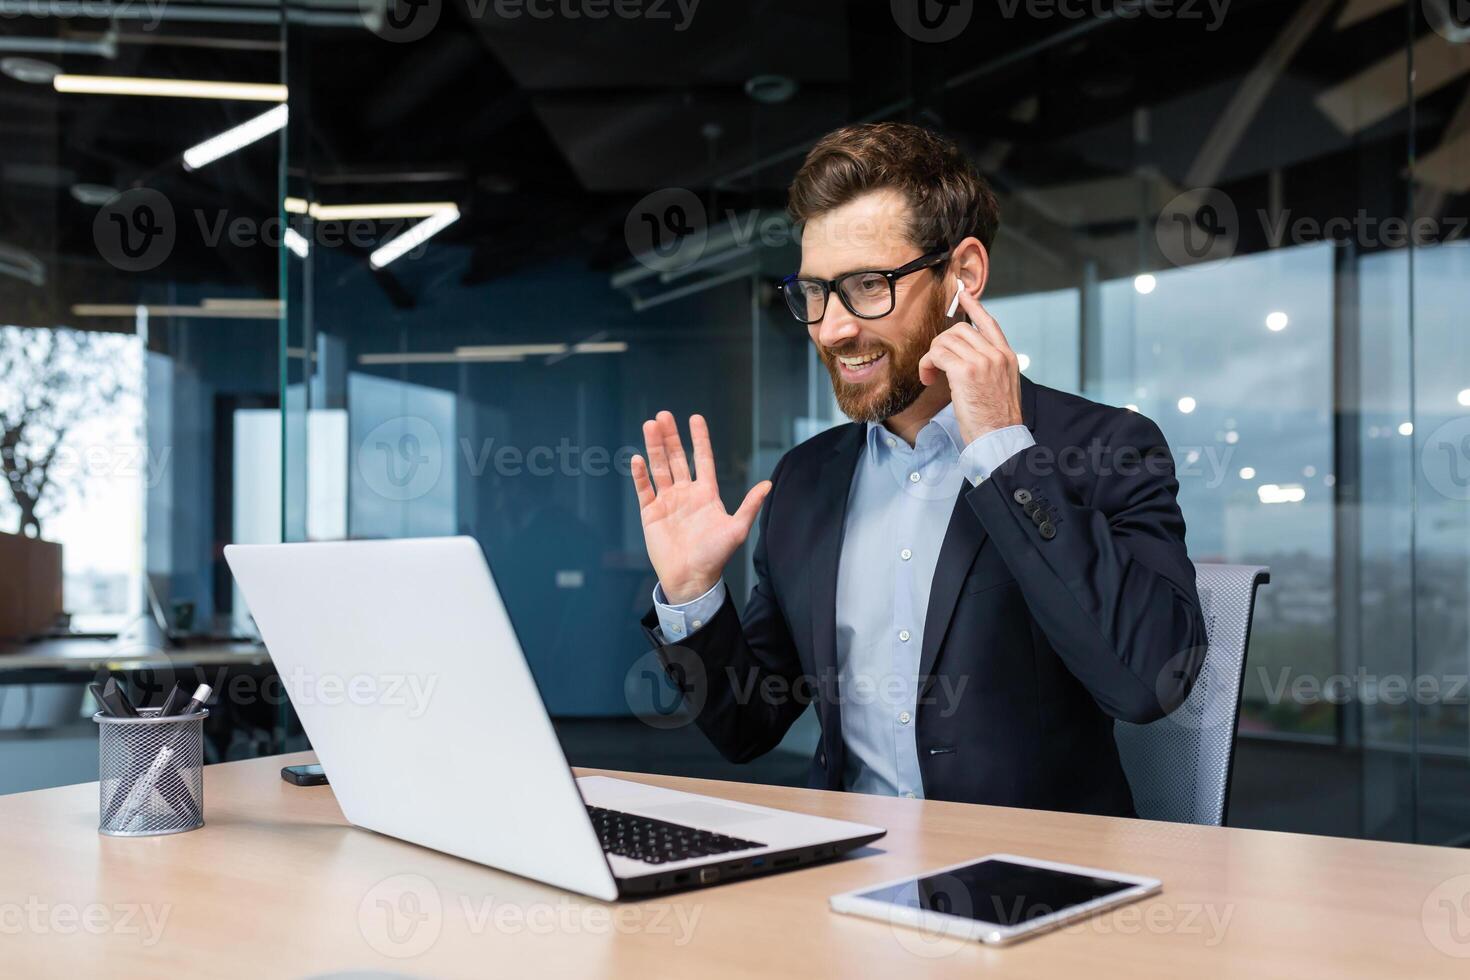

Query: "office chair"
left=1114, top=563, right=1270, bottom=827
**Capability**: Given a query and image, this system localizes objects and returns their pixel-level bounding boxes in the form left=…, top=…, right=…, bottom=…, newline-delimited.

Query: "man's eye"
left=855, top=275, right=886, bottom=293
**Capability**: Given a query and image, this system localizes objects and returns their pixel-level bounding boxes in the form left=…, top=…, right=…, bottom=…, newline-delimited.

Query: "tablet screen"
left=855, top=859, right=1133, bottom=926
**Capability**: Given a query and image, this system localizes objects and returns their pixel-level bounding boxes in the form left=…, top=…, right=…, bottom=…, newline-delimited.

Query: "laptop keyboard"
left=587, top=805, right=766, bottom=865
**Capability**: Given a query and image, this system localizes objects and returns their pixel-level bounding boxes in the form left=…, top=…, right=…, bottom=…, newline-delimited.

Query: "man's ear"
left=951, top=237, right=990, bottom=299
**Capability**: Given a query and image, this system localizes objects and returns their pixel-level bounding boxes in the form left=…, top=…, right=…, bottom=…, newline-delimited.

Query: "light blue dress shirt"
left=653, top=404, right=1035, bottom=798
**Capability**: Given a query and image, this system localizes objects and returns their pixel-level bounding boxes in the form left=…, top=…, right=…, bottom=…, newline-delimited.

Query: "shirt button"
left=899, top=711, right=912, bottom=725
left=909, top=471, right=921, bottom=483
left=900, top=548, right=912, bottom=561
left=898, top=629, right=911, bottom=642
left=691, top=619, right=702, bottom=629
left=886, top=437, right=897, bottom=449
left=902, top=791, right=917, bottom=799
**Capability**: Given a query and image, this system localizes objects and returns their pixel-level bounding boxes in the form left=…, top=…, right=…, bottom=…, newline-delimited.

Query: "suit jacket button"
left=1031, top=508, right=1048, bottom=527
left=1013, top=488, right=1033, bottom=505
left=1039, top=522, right=1057, bottom=540
left=1023, top=500, right=1041, bottom=518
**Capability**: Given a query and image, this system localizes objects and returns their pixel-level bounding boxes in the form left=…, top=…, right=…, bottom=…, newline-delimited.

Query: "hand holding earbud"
left=919, top=284, right=1024, bottom=446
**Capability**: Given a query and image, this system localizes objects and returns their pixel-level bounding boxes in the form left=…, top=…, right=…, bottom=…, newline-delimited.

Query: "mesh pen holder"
left=95, top=708, right=208, bottom=837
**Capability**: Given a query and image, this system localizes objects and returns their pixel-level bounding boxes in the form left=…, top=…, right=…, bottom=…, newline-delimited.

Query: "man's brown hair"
left=787, top=122, right=1000, bottom=254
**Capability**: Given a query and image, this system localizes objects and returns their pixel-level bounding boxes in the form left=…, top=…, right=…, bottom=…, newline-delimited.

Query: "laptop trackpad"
left=639, top=801, right=775, bottom=831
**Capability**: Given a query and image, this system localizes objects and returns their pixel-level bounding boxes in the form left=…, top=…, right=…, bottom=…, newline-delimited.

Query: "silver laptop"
left=224, top=536, right=884, bottom=900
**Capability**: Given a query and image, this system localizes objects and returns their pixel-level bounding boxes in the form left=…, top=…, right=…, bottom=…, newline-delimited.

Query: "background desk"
left=3, top=751, right=1469, bottom=978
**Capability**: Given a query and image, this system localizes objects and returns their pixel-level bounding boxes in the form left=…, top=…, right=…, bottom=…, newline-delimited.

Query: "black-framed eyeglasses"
left=779, top=250, right=950, bottom=324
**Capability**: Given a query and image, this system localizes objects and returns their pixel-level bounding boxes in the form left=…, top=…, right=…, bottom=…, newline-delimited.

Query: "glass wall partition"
left=274, top=0, right=1469, bottom=842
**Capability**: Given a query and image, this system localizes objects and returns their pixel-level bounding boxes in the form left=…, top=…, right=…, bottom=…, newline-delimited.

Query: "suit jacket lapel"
left=918, top=378, right=1040, bottom=686
left=809, top=423, right=865, bottom=694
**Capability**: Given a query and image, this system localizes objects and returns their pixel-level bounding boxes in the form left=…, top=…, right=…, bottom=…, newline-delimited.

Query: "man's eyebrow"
left=796, top=264, right=880, bottom=280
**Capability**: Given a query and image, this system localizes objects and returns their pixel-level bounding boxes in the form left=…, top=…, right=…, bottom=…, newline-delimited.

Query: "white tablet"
left=829, top=853, right=1161, bottom=946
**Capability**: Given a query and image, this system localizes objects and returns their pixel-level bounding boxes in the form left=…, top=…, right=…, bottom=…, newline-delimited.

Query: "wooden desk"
left=3, top=751, right=1468, bottom=978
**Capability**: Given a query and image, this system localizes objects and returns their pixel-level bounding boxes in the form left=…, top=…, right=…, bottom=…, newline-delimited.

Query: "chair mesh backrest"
left=1114, top=563, right=1269, bottom=826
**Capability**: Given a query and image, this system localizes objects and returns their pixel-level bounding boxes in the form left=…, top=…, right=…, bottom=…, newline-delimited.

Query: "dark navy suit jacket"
left=641, top=377, right=1206, bottom=817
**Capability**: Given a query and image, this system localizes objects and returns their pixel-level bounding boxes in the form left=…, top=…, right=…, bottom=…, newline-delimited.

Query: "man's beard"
left=819, top=287, right=946, bottom=424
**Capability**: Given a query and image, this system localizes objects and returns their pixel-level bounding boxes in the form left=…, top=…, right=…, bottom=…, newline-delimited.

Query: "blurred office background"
left=1, top=0, right=1468, bottom=845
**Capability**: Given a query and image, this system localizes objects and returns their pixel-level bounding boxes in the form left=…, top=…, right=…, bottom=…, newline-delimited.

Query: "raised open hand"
left=631, top=412, right=771, bottom=604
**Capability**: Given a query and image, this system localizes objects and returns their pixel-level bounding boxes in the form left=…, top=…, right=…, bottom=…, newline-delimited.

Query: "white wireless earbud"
left=946, top=277, right=965, bottom=318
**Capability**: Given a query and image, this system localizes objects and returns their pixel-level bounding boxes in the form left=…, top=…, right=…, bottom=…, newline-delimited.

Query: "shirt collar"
left=865, top=401, right=965, bottom=458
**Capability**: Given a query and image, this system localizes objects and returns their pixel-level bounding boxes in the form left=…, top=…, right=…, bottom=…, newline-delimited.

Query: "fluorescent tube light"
left=368, top=205, right=460, bottom=269
left=53, top=74, right=287, bottom=101
left=182, top=103, right=288, bottom=170
left=282, top=199, right=458, bottom=221
left=72, top=302, right=280, bottom=319
left=284, top=227, right=309, bottom=258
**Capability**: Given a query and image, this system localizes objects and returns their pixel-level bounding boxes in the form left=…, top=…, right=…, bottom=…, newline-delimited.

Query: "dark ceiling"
left=0, top=0, right=1466, bottom=330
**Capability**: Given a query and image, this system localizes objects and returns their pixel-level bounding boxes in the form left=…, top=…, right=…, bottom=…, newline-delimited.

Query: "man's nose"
left=814, top=301, right=860, bottom=350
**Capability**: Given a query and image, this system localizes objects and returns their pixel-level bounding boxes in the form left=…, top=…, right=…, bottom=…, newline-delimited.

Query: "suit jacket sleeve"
left=639, top=454, right=807, bottom=763
left=967, top=409, right=1207, bottom=724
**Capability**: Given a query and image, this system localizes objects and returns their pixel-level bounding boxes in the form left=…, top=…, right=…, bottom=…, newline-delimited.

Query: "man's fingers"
left=956, top=289, right=1012, bottom=353
left=657, top=411, right=692, bottom=484
left=689, top=414, right=717, bottom=483
left=732, top=480, right=772, bottom=533
left=630, top=454, right=657, bottom=510
left=642, top=418, right=674, bottom=490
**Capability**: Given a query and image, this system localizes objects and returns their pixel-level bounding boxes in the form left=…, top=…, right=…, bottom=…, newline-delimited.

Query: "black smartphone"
left=281, top=764, right=328, bottom=786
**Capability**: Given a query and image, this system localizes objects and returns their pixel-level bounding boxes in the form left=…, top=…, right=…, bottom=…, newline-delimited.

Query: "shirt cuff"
left=652, top=579, right=727, bottom=642
left=959, top=425, right=1035, bottom=486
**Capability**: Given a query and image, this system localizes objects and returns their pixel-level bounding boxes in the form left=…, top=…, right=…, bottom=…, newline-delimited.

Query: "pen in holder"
left=95, top=707, right=208, bottom=836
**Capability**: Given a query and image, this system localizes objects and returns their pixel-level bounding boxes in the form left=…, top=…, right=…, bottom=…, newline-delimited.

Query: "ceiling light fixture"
left=369, top=205, right=460, bottom=269
left=53, top=74, right=288, bottom=101
left=286, top=200, right=459, bottom=221
left=182, top=104, right=288, bottom=170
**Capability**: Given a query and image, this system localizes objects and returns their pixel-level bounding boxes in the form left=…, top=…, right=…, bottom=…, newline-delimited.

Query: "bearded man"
left=629, top=122, right=1205, bottom=816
